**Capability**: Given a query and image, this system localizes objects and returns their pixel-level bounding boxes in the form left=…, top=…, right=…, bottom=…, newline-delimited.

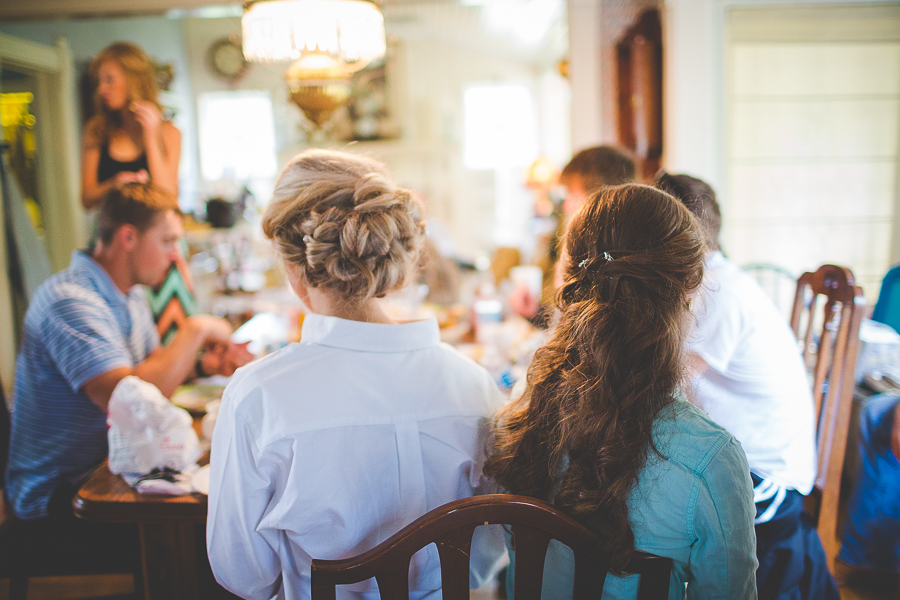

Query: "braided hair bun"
left=262, top=149, right=425, bottom=302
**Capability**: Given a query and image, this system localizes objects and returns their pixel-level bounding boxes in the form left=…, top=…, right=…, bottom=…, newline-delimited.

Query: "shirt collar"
left=70, top=250, right=139, bottom=309
left=300, top=313, right=441, bottom=353
left=706, top=250, right=726, bottom=269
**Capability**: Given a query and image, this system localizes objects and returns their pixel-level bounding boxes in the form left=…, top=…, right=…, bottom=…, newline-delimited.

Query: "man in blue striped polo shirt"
left=5, top=183, right=250, bottom=569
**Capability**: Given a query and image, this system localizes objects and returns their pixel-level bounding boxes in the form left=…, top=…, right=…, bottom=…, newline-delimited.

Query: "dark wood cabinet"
left=616, top=9, right=663, bottom=181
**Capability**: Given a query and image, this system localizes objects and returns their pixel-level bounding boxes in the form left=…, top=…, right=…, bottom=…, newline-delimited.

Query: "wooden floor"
left=0, top=575, right=133, bottom=600
left=0, top=571, right=897, bottom=600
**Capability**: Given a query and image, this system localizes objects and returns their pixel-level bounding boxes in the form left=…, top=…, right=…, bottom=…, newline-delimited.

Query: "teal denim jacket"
left=505, top=400, right=758, bottom=599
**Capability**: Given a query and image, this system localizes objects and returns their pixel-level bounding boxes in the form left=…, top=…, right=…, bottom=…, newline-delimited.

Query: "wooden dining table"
left=72, top=410, right=235, bottom=600
left=71, top=459, right=232, bottom=600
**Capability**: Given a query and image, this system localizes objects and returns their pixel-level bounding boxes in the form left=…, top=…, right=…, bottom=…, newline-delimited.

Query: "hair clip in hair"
left=303, top=235, right=313, bottom=244
left=580, top=252, right=613, bottom=269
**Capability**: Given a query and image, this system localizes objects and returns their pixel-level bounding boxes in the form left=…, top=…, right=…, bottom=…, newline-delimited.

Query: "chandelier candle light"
left=242, top=0, right=386, bottom=127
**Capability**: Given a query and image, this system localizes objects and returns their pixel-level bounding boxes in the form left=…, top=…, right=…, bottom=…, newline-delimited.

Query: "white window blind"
left=726, top=4, right=900, bottom=301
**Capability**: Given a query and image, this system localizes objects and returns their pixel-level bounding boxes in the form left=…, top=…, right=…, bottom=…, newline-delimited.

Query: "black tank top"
left=97, top=142, right=149, bottom=183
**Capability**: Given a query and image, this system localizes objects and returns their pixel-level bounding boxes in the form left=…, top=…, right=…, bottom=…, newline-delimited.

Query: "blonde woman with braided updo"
left=207, top=150, right=506, bottom=600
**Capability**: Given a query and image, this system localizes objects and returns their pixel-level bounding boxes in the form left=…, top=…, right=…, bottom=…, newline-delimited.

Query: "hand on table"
left=508, top=283, right=540, bottom=320
left=186, top=315, right=234, bottom=345
left=201, top=341, right=253, bottom=377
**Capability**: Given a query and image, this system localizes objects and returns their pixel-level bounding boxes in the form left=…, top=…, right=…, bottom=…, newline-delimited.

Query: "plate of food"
left=171, top=384, right=225, bottom=414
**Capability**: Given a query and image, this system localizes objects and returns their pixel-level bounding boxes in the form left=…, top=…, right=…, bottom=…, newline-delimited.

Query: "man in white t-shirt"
left=655, top=172, right=838, bottom=600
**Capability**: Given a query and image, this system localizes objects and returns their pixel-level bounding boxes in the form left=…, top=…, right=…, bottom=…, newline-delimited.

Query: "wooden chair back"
left=311, top=494, right=672, bottom=600
left=789, top=264, right=866, bottom=570
left=742, top=262, right=797, bottom=320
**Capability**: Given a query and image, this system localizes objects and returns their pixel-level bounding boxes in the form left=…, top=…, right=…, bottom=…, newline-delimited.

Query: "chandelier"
left=242, top=0, right=386, bottom=128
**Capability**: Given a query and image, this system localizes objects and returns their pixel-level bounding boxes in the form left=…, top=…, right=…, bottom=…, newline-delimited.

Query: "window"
left=463, top=83, right=539, bottom=246
left=198, top=91, right=278, bottom=185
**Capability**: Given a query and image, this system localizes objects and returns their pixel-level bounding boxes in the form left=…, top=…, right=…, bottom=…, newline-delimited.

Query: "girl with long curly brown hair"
left=485, top=184, right=758, bottom=598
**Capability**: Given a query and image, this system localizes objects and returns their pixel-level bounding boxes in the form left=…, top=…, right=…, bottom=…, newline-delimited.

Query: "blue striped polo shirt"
left=6, top=250, right=159, bottom=520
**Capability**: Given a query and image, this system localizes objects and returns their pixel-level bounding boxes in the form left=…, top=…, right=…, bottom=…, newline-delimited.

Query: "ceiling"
left=0, top=0, right=229, bottom=21
left=0, top=0, right=568, bottom=67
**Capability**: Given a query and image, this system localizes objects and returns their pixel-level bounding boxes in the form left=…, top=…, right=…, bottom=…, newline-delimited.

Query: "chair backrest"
left=310, top=494, right=672, bottom=600
left=789, top=264, right=866, bottom=570
left=872, top=263, right=900, bottom=334
left=742, top=262, right=797, bottom=320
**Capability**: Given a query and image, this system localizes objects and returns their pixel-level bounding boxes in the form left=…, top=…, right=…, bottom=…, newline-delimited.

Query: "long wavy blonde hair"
left=88, top=42, right=161, bottom=141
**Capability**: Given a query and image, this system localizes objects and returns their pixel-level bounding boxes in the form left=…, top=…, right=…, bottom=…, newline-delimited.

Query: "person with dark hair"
left=512, top=145, right=637, bottom=323
left=6, top=183, right=250, bottom=529
left=207, top=150, right=505, bottom=599
left=559, top=145, right=637, bottom=215
left=486, top=183, right=757, bottom=598
left=655, top=171, right=838, bottom=599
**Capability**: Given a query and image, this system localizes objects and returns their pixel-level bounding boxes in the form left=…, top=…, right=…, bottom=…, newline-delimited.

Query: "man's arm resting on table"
left=81, top=315, right=234, bottom=411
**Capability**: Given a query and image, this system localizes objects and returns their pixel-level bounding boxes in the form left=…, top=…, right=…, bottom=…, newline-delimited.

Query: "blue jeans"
left=752, top=474, right=839, bottom=600
left=839, top=393, right=900, bottom=573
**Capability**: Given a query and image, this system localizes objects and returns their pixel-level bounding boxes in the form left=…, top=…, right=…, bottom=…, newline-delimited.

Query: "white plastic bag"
left=108, top=376, right=202, bottom=475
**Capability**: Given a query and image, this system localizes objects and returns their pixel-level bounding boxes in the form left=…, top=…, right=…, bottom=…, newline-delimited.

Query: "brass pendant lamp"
left=242, top=0, right=386, bottom=128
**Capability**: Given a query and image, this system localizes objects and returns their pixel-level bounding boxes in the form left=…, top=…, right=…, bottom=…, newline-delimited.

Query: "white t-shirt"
left=207, top=313, right=507, bottom=600
left=687, top=251, right=816, bottom=494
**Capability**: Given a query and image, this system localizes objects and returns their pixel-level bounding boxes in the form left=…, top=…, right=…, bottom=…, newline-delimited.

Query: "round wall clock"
left=207, top=37, right=249, bottom=82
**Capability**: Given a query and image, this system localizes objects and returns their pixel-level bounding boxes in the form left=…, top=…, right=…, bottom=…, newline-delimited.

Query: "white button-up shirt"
left=207, top=313, right=506, bottom=600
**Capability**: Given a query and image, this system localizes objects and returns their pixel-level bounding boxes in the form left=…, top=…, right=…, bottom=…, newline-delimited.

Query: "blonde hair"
left=262, top=150, right=425, bottom=302
left=89, top=42, right=161, bottom=140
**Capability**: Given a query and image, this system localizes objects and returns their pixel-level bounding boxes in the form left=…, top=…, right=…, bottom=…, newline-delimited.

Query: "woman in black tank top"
left=96, top=141, right=149, bottom=185
left=81, top=42, right=181, bottom=211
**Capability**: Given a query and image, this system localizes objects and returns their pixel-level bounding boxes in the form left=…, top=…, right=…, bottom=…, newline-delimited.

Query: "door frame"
left=0, top=32, right=82, bottom=397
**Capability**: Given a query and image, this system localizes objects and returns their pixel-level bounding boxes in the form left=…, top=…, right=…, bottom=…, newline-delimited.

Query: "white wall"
left=568, top=0, right=604, bottom=150
left=662, top=0, right=722, bottom=189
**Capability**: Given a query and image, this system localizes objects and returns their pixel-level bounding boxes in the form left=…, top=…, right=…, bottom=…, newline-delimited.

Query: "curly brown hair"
left=484, top=184, right=706, bottom=572
left=262, top=149, right=425, bottom=302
